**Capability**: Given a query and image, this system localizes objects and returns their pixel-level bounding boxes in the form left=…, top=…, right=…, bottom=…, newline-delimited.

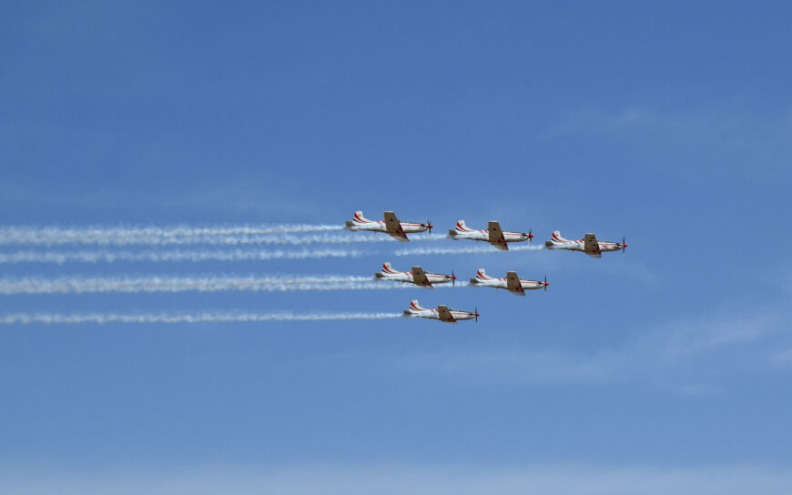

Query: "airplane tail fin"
left=351, top=210, right=371, bottom=224
left=551, top=230, right=571, bottom=243
left=409, top=299, right=428, bottom=311
left=455, top=220, right=473, bottom=232
left=449, top=219, right=472, bottom=237
left=469, top=268, right=491, bottom=285
left=404, top=299, right=428, bottom=316
left=381, top=261, right=399, bottom=274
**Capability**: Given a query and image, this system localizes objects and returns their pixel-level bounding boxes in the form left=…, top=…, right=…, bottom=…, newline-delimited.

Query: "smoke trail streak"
left=395, top=244, right=545, bottom=256
left=139, top=232, right=440, bottom=246
left=0, top=248, right=364, bottom=265
left=1, top=312, right=404, bottom=325
left=0, top=231, right=441, bottom=247
left=0, top=224, right=346, bottom=245
left=0, top=276, right=468, bottom=294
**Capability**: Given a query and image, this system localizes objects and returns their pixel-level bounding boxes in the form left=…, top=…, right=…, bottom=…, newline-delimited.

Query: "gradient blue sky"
left=2, top=1, right=792, bottom=493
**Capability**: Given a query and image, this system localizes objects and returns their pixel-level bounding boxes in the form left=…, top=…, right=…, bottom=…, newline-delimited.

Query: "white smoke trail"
left=0, top=248, right=363, bottom=265
left=112, top=232, right=441, bottom=246
left=1, top=312, right=404, bottom=325
left=0, top=226, right=445, bottom=247
left=0, top=224, right=346, bottom=246
left=395, top=243, right=545, bottom=256
left=0, top=275, right=467, bottom=294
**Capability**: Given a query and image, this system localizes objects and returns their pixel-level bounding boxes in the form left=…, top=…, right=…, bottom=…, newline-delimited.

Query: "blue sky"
left=2, top=1, right=792, bottom=493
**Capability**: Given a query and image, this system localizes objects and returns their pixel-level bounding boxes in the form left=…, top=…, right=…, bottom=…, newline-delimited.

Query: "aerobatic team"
left=346, top=211, right=628, bottom=324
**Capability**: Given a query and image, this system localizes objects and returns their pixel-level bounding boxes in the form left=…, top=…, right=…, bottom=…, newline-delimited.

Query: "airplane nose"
left=544, top=281, right=549, bottom=286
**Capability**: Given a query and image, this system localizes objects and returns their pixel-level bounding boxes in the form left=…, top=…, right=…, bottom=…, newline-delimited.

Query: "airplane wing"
left=584, top=233, right=602, bottom=257
left=411, top=266, right=432, bottom=288
left=384, top=211, right=408, bottom=241
left=437, top=305, right=456, bottom=323
left=506, top=271, right=525, bottom=295
left=488, top=221, right=508, bottom=250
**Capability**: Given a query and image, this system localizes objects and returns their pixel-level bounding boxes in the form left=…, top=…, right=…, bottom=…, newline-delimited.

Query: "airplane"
left=469, top=268, right=548, bottom=296
left=544, top=231, right=628, bottom=258
left=375, top=262, right=456, bottom=288
left=448, top=220, right=533, bottom=251
left=345, top=210, right=432, bottom=242
left=403, top=299, right=479, bottom=323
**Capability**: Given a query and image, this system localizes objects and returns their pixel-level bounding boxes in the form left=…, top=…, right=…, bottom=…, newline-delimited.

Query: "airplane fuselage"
left=403, top=308, right=476, bottom=322
left=348, top=221, right=428, bottom=235
left=345, top=211, right=431, bottom=242
left=545, top=241, right=623, bottom=252
left=544, top=231, right=627, bottom=257
left=470, top=278, right=545, bottom=291
left=376, top=271, right=454, bottom=285
left=403, top=300, right=477, bottom=323
left=447, top=220, right=533, bottom=251
left=449, top=230, right=532, bottom=243
left=469, top=269, right=547, bottom=296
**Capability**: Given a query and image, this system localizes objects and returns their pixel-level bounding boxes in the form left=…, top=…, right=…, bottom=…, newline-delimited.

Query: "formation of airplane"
left=345, top=211, right=432, bottom=242
left=544, top=231, right=627, bottom=258
left=448, top=220, right=533, bottom=251
left=375, top=262, right=456, bottom=288
left=403, top=299, right=478, bottom=323
left=343, top=211, right=628, bottom=322
left=469, top=268, right=548, bottom=296
left=346, top=211, right=627, bottom=258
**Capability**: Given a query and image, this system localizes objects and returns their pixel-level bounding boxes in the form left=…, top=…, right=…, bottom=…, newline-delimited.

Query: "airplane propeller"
left=474, top=306, right=479, bottom=323
left=528, top=228, right=534, bottom=242
left=426, top=219, right=433, bottom=234
left=621, top=236, right=628, bottom=255
left=543, top=275, right=548, bottom=292
left=451, top=269, right=456, bottom=286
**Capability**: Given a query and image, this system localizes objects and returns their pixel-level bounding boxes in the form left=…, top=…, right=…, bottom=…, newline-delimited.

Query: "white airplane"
left=375, top=262, right=456, bottom=288
left=403, top=299, right=479, bottom=323
left=469, top=268, right=548, bottom=296
left=544, top=231, right=628, bottom=258
left=448, top=220, right=533, bottom=251
left=345, top=210, right=432, bottom=242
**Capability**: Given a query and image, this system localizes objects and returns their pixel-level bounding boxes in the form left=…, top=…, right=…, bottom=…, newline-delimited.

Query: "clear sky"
left=2, top=1, right=792, bottom=493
